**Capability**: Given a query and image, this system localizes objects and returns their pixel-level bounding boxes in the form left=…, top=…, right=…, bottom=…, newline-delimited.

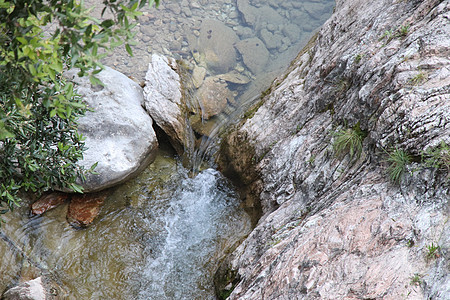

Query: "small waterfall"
left=137, top=168, right=250, bottom=299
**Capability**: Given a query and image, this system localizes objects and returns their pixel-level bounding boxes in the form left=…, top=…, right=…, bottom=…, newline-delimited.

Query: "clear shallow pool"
left=1, top=151, right=251, bottom=299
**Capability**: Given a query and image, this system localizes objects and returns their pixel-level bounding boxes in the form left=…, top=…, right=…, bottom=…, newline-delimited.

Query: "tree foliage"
left=0, top=0, right=158, bottom=218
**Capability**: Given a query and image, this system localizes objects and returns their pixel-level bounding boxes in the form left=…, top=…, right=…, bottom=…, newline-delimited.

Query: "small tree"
left=0, top=0, right=158, bottom=219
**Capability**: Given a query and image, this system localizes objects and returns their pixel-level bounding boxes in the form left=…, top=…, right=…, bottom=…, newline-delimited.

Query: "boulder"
left=216, top=71, right=251, bottom=85
left=237, top=1, right=285, bottom=29
left=195, top=77, right=233, bottom=119
left=235, top=37, right=270, bottom=74
left=259, top=28, right=283, bottom=50
left=236, top=0, right=257, bottom=26
left=2, top=277, right=46, bottom=300
left=197, top=19, right=239, bottom=74
left=143, top=54, right=190, bottom=155
left=67, top=192, right=107, bottom=228
left=31, top=192, right=68, bottom=215
left=282, top=23, right=302, bottom=43
left=66, top=67, right=158, bottom=192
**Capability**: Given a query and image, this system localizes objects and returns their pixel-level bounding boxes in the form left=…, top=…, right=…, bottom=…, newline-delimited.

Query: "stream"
left=0, top=0, right=334, bottom=298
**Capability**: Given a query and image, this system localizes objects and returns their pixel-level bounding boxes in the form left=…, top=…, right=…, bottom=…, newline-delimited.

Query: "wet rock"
left=237, top=1, right=285, bottom=29
left=192, top=65, right=207, bottom=88
left=236, top=0, right=256, bottom=26
left=303, top=1, right=333, bottom=20
left=195, top=77, right=233, bottom=119
left=289, top=10, right=311, bottom=27
left=216, top=71, right=251, bottom=85
left=234, top=25, right=253, bottom=39
left=143, top=54, right=189, bottom=155
left=259, top=28, right=283, bottom=50
left=235, top=37, right=269, bottom=74
left=282, top=23, right=302, bottom=43
left=189, top=114, right=219, bottom=137
left=2, top=277, right=46, bottom=300
left=166, top=3, right=181, bottom=15
left=197, top=19, right=239, bottom=74
left=67, top=192, right=106, bottom=228
left=65, top=67, right=158, bottom=193
left=31, top=192, right=69, bottom=216
left=257, top=5, right=285, bottom=26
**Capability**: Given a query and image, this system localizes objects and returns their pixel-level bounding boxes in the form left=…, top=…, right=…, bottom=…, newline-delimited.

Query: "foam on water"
left=138, top=168, right=245, bottom=299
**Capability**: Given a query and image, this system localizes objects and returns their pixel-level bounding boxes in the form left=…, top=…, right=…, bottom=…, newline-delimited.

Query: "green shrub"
left=425, top=242, right=440, bottom=260
left=354, top=53, right=363, bottom=64
left=422, top=141, right=450, bottom=174
left=396, top=25, right=410, bottom=37
left=332, top=124, right=365, bottom=159
left=386, top=148, right=411, bottom=183
left=0, top=0, right=159, bottom=221
left=410, top=273, right=422, bottom=286
left=409, top=71, right=428, bottom=86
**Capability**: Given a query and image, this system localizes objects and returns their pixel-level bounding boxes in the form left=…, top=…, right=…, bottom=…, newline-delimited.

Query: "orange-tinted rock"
left=31, top=192, right=69, bottom=216
left=67, top=193, right=106, bottom=228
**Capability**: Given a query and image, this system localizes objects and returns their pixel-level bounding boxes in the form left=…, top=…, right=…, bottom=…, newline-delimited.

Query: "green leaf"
left=125, top=43, right=133, bottom=56
left=69, top=183, right=84, bottom=193
left=0, top=122, right=14, bottom=140
left=89, top=75, right=104, bottom=86
left=16, top=37, right=28, bottom=44
left=101, top=19, right=114, bottom=28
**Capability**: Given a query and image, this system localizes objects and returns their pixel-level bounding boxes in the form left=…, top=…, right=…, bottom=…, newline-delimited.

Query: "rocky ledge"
left=216, top=0, right=449, bottom=299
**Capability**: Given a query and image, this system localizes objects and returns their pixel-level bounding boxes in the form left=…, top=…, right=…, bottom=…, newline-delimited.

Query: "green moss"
left=215, top=268, right=240, bottom=300
left=243, top=99, right=265, bottom=120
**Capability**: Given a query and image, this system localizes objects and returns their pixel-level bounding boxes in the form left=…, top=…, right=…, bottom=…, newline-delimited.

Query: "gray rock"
left=236, top=0, right=257, bottom=26
left=259, top=28, right=282, bottom=50
left=143, top=54, right=190, bottom=155
left=235, top=37, right=269, bottom=74
left=216, top=71, right=251, bottom=85
left=197, top=19, right=239, bottom=74
left=237, top=1, right=285, bottom=29
left=303, top=1, right=333, bottom=19
left=217, top=0, right=450, bottom=299
left=282, top=23, right=302, bottom=43
left=66, top=66, right=158, bottom=192
left=2, top=277, right=46, bottom=300
left=234, top=25, right=254, bottom=39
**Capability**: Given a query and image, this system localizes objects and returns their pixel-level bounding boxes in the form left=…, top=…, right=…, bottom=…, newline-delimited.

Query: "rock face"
left=2, top=277, right=46, bottom=300
left=217, top=0, right=450, bottom=299
left=143, top=54, right=190, bottom=155
left=66, top=67, right=158, bottom=192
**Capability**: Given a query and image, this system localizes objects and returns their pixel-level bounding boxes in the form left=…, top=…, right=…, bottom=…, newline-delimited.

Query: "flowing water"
left=0, top=0, right=334, bottom=298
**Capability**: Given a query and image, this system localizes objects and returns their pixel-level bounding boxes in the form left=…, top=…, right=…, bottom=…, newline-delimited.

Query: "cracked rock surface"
left=217, top=0, right=449, bottom=299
